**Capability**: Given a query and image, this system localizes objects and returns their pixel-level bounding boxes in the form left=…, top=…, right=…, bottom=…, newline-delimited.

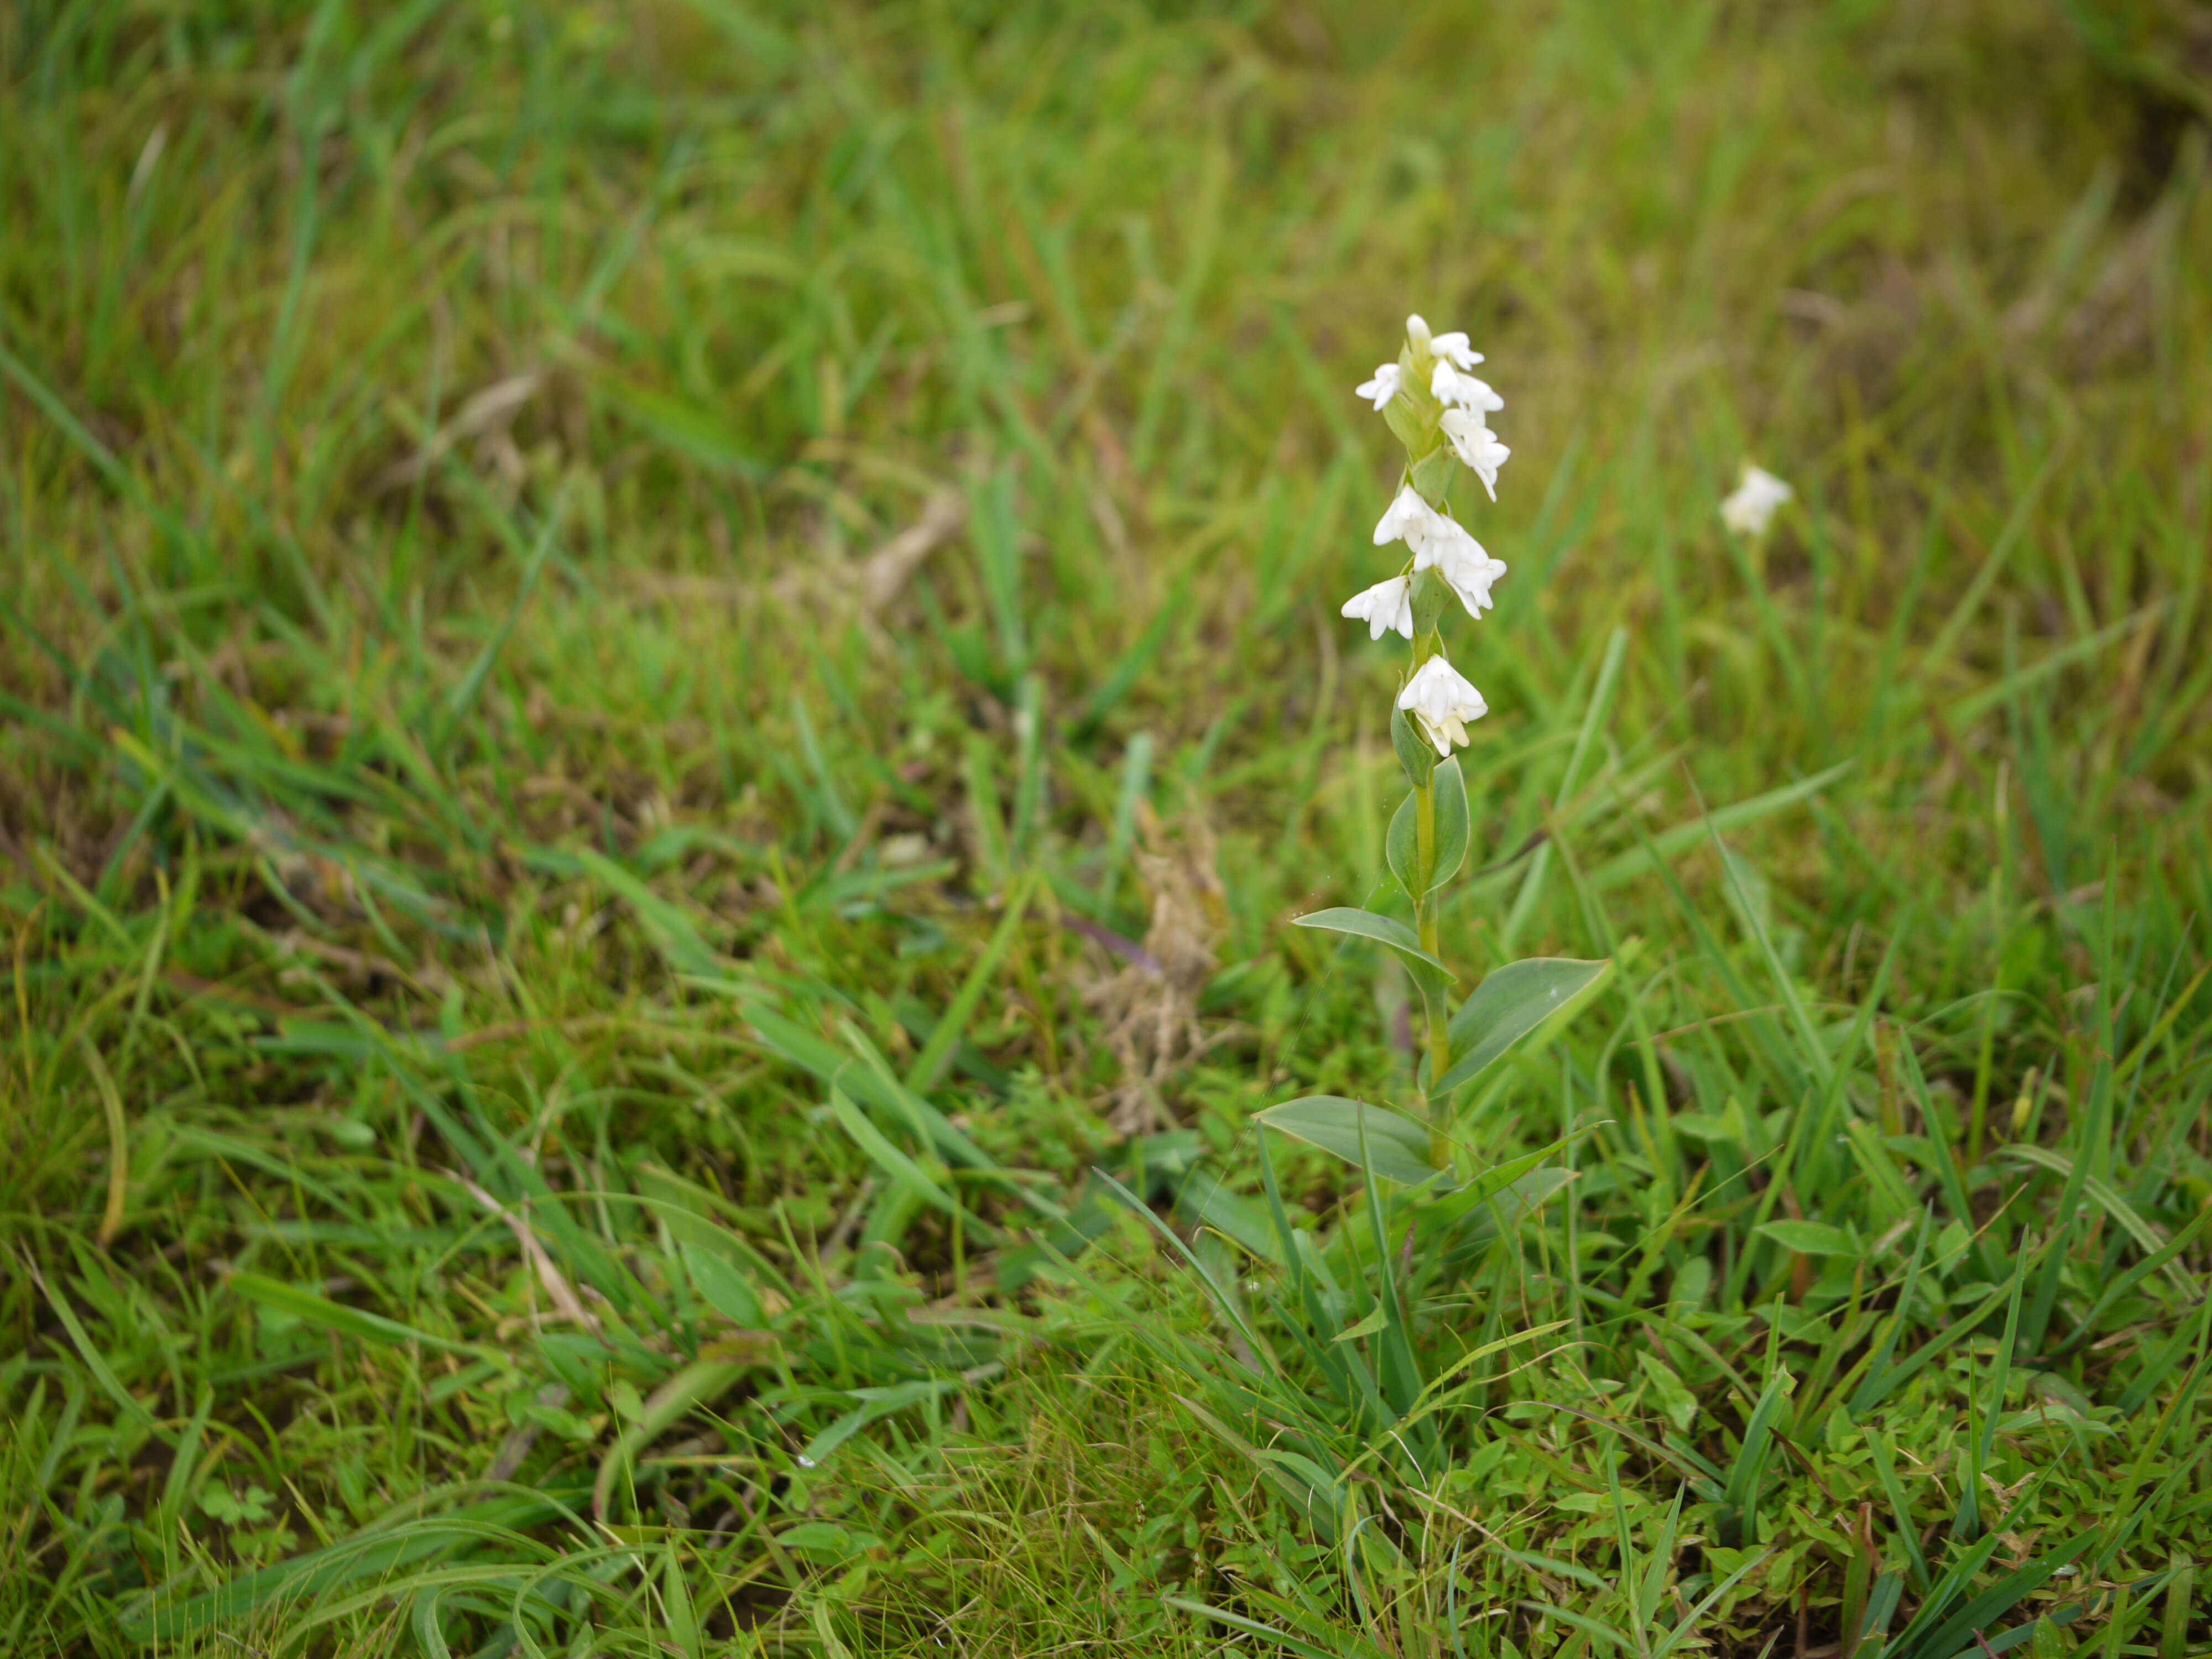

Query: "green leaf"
left=1721, top=1368, right=1794, bottom=1546
left=592, top=371, right=770, bottom=479
left=1174, top=1170, right=1283, bottom=1264
left=122, top=1488, right=596, bottom=1640
left=199, top=1484, right=274, bottom=1526
left=1334, top=1306, right=1391, bottom=1343
left=1520, top=1601, right=1636, bottom=1654
left=1420, top=1136, right=1587, bottom=1230
left=1431, top=758, right=1469, bottom=888
left=1292, top=907, right=1454, bottom=979
left=681, top=1244, right=764, bottom=1328
left=1431, top=957, right=1613, bottom=1094
left=1999, top=1144, right=2189, bottom=1288
left=438, top=486, right=561, bottom=745
left=1584, top=762, right=1854, bottom=892
left=1166, top=1595, right=1354, bottom=1659
left=904, top=869, right=1037, bottom=1092
left=1756, top=1220, right=1859, bottom=1257
left=227, top=1272, right=488, bottom=1359
left=1384, top=762, right=1469, bottom=904
left=1381, top=360, right=1434, bottom=453
left=1410, top=565, right=1451, bottom=635
left=1905, top=1530, right=2096, bottom=1659
left=1390, top=705, right=1436, bottom=787
left=796, top=1379, right=945, bottom=1469
left=1254, top=1097, right=1441, bottom=1187
left=27, top=1258, right=158, bottom=1431
left=1410, top=445, right=1458, bottom=505
left=826, top=1085, right=963, bottom=1221
left=409, top=1587, right=452, bottom=1659
left=1636, top=1353, right=1698, bottom=1433
left=567, top=847, right=722, bottom=976
left=733, top=1002, right=1016, bottom=1187
left=1386, top=791, right=1421, bottom=904
left=662, top=1541, right=702, bottom=1659
left=594, top=1353, right=768, bottom=1519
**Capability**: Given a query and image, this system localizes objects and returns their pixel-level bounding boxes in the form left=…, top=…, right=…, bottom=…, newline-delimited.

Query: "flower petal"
left=1340, top=576, right=1413, bottom=641
left=1355, top=363, right=1402, bottom=411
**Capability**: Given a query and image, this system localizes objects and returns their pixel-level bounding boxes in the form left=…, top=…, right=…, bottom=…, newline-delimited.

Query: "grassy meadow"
left=5, top=1, right=2212, bottom=1653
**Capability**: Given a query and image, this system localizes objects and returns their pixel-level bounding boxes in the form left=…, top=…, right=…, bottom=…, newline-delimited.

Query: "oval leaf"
left=1390, top=705, right=1436, bottom=787
left=681, top=1244, right=764, bottom=1328
left=1292, top=907, right=1454, bottom=979
left=1254, top=1095, right=1441, bottom=1187
left=1431, top=957, right=1614, bottom=1095
left=1431, top=758, right=1469, bottom=889
left=1384, top=766, right=1470, bottom=901
left=1422, top=1133, right=1587, bottom=1225
left=1410, top=445, right=1459, bottom=506
left=1755, top=1220, right=1859, bottom=1258
left=1386, top=792, right=1421, bottom=905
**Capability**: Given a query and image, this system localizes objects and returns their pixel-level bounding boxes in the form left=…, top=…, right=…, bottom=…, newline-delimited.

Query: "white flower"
left=1430, top=361, right=1504, bottom=414
left=1441, top=409, right=1511, bottom=500
left=1397, top=654, right=1489, bottom=756
left=1354, top=363, right=1403, bottom=412
left=1429, top=331, right=1483, bottom=371
left=1720, top=463, right=1793, bottom=536
left=1340, top=575, right=1413, bottom=641
left=1373, top=483, right=1443, bottom=552
left=1405, top=313, right=1433, bottom=353
left=1407, top=512, right=1465, bottom=573
left=1418, top=519, right=1508, bottom=618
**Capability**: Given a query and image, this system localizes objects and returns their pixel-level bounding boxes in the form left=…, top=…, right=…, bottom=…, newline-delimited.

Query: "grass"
left=4, top=0, right=2211, bottom=1653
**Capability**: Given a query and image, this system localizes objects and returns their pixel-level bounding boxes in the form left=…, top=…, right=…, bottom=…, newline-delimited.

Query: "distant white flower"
left=1373, top=483, right=1443, bottom=552
left=1721, top=463, right=1793, bottom=536
left=1441, top=410, right=1510, bottom=500
left=1430, top=361, right=1503, bottom=414
left=1429, top=331, right=1483, bottom=371
left=1340, top=575, right=1413, bottom=641
left=1405, top=313, right=1433, bottom=353
left=1417, top=519, right=1509, bottom=618
left=1397, top=654, right=1489, bottom=756
left=1354, top=363, right=1404, bottom=411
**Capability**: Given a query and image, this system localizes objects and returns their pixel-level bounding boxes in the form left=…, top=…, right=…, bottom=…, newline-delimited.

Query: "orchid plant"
left=1099, top=316, right=1619, bottom=1555
left=1257, top=314, right=1613, bottom=1182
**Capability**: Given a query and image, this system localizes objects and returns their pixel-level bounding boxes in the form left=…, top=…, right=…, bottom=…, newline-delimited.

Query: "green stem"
left=1414, top=780, right=1438, bottom=944
left=1412, top=778, right=1452, bottom=1166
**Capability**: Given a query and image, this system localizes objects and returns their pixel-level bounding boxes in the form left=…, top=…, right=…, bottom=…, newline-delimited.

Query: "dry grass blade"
left=861, top=489, right=967, bottom=614
left=77, top=1036, right=129, bottom=1246
left=452, top=1172, right=602, bottom=1337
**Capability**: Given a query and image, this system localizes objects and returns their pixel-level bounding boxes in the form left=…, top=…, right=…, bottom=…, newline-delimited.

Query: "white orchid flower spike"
left=1343, top=312, right=1514, bottom=733
left=1373, top=483, right=1443, bottom=554
left=1397, top=655, right=1489, bottom=757
left=1354, top=363, right=1404, bottom=411
left=1441, top=410, right=1511, bottom=500
left=1340, top=575, right=1414, bottom=641
left=1418, top=520, right=1509, bottom=618
left=1430, top=361, right=1503, bottom=415
left=1428, top=330, right=1483, bottom=371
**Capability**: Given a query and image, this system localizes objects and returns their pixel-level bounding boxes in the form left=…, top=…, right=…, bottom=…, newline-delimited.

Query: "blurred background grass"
left=3, top=1, right=2210, bottom=1655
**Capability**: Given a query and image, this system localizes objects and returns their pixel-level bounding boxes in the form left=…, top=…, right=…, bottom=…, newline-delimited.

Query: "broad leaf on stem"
left=1384, top=759, right=1470, bottom=903
left=1254, top=1096, right=1443, bottom=1187
left=1291, top=907, right=1453, bottom=980
left=1427, top=956, right=1614, bottom=1095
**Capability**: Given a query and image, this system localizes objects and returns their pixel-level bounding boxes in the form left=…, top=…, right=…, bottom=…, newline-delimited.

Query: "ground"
left=3, top=2, right=2210, bottom=1656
